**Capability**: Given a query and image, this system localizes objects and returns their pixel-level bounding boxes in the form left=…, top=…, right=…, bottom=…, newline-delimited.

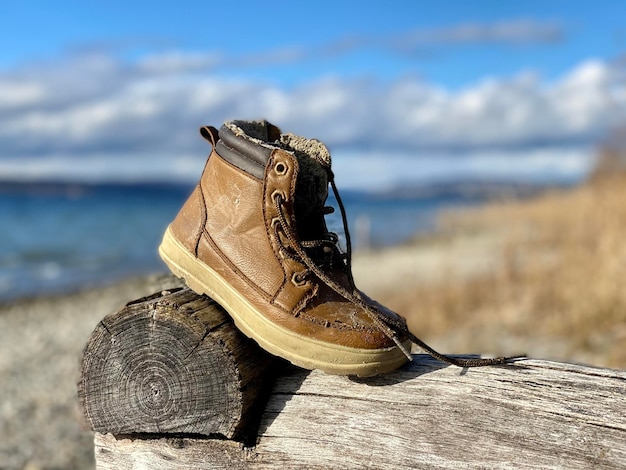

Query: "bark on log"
left=93, top=357, right=626, bottom=469
left=78, top=288, right=277, bottom=440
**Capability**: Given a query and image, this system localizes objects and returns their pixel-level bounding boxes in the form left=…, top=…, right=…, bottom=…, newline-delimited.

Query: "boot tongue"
left=279, top=134, right=332, bottom=241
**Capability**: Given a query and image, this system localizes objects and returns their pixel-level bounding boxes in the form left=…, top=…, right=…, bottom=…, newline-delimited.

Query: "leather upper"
left=169, top=122, right=405, bottom=350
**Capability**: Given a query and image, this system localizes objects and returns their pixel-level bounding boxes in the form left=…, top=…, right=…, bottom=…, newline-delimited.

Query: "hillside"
left=354, top=173, right=626, bottom=369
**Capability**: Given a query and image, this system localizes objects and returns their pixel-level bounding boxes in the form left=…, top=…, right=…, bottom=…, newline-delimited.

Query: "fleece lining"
left=224, top=120, right=332, bottom=239
left=225, top=120, right=281, bottom=150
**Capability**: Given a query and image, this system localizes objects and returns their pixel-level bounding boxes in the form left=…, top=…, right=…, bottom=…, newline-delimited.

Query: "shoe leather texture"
left=168, top=121, right=407, bottom=352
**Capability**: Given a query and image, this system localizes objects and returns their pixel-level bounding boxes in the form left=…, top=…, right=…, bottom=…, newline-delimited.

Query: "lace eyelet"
left=291, top=271, right=309, bottom=287
left=274, top=162, right=288, bottom=175
left=271, top=189, right=287, bottom=204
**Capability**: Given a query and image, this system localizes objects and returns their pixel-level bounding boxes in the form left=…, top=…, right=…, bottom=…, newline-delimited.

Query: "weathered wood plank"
left=256, top=358, right=626, bottom=469
left=94, top=357, right=626, bottom=469
left=95, top=433, right=250, bottom=470
left=78, top=288, right=277, bottom=440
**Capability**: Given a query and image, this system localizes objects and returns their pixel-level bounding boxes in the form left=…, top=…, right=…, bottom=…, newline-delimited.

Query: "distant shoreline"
left=0, top=177, right=581, bottom=305
left=0, top=270, right=173, bottom=308
left=0, top=175, right=573, bottom=199
left=0, top=178, right=195, bottom=196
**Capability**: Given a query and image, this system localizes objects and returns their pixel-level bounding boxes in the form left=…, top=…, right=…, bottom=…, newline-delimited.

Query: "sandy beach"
left=1, top=242, right=497, bottom=470
left=0, top=274, right=185, bottom=469
left=1, top=207, right=623, bottom=469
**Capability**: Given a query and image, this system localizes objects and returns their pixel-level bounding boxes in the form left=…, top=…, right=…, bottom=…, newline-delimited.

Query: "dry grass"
left=375, top=173, right=626, bottom=369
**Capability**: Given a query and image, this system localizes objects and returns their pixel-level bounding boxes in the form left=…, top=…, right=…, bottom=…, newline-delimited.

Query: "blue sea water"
left=0, top=180, right=486, bottom=303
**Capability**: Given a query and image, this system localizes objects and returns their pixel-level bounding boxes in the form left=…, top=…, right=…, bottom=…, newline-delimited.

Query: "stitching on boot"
left=194, top=184, right=208, bottom=257
left=200, top=228, right=273, bottom=303
left=296, top=307, right=379, bottom=333
left=220, top=140, right=265, bottom=178
left=293, top=283, right=319, bottom=317
left=217, top=138, right=266, bottom=179
left=216, top=148, right=266, bottom=182
left=262, top=152, right=314, bottom=312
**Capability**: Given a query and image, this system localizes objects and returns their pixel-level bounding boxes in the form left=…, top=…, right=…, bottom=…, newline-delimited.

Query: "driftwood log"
left=78, top=288, right=278, bottom=441
left=79, top=288, right=626, bottom=469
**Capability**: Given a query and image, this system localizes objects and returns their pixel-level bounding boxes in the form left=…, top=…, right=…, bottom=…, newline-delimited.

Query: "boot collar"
left=216, top=120, right=279, bottom=179
left=216, top=120, right=332, bottom=180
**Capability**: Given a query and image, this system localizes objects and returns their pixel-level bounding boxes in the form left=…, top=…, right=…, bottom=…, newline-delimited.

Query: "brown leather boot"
left=159, top=120, right=412, bottom=376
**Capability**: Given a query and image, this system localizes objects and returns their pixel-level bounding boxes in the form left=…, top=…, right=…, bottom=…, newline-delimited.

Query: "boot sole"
left=159, top=226, right=409, bottom=376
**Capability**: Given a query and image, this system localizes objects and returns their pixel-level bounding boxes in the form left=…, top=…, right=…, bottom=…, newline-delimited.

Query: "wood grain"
left=95, top=433, right=249, bottom=470
left=256, top=358, right=626, bottom=468
left=78, top=288, right=277, bottom=440
left=94, top=356, right=626, bottom=469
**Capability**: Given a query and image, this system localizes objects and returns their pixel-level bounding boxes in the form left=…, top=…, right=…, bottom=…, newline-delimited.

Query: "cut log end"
left=79, top=288, right=626, bottom=469
left=78, top=287, right=277, bottom=440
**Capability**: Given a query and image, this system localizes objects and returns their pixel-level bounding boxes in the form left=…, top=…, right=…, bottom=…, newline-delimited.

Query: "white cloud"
left=0, top=49, right=623, bottom=187
left=396, top=19, right=562, bottom=46
left=0, top=153, right=205, bottom=183
left=0, top=80, right=45, bottom=108
left=122, top=20, right=562, bottom=76
left=374, top=60, right=622, bottom=150
left=332, top=147, right=594, bottom=190
left=137, top=51, right=220, bottom=74
left=0, top=146, right=593, bottom=188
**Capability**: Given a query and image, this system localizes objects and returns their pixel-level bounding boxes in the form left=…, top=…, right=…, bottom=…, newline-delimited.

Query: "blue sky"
left=1, top=1, right=625, bottom=188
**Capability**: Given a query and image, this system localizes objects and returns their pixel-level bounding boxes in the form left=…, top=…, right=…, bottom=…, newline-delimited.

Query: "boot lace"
left=273, top=169, right=524, bottom=368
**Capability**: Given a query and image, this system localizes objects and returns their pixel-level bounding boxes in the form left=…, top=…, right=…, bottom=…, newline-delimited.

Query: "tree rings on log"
left=78, top=288, right=277, bottom=440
